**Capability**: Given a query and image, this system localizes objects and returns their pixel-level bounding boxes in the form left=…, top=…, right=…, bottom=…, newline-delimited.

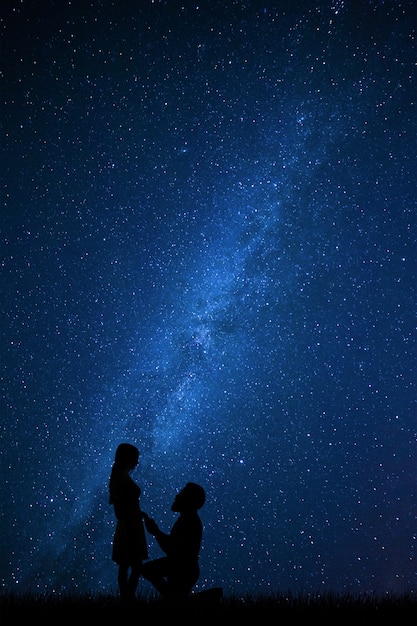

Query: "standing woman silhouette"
left=109, top=443, right=148, bottom=602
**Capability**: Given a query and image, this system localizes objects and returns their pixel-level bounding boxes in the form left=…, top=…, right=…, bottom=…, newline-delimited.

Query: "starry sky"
left=1, top=0, right=416, bottom=598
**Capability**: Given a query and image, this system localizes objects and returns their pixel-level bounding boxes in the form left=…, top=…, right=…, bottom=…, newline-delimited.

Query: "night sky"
left=1, top=0, right=416, bottom=598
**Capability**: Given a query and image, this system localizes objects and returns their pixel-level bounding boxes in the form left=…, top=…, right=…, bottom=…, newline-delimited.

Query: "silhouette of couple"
left=109, top=442, right=205, bottom=603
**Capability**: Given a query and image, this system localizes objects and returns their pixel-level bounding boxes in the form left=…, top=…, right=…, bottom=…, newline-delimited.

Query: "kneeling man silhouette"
left=142, top=482, right=206, bottom=601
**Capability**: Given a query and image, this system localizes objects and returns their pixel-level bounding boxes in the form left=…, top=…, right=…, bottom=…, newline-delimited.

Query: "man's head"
left=171, top=482, right=206, bottom=512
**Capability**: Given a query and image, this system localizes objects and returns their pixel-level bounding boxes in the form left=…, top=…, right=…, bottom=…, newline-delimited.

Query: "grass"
left=0, top=589, right=415, bottom=623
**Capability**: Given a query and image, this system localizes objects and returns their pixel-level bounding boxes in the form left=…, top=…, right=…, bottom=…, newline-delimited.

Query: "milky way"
left=1, top=1, right=416, bottom=597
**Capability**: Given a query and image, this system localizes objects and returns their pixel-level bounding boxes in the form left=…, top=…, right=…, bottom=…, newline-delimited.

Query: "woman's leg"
left=118, top=564, right=129, bottom=598
left=126, top=562, right=142, bottom=598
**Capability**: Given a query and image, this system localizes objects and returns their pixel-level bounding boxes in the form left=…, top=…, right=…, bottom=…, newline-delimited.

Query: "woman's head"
left=113, top=442, right=139, bottom=471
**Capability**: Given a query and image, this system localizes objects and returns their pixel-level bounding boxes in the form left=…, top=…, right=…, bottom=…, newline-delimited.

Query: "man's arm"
left=143, top=512, right=172, bottom=554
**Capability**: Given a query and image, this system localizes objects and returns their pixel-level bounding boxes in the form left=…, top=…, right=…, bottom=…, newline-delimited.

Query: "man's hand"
left=143, top=512, right=159, bottom=536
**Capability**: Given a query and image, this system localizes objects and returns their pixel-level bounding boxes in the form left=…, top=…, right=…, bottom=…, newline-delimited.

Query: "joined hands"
left=142, top=511, right=159, bottom=535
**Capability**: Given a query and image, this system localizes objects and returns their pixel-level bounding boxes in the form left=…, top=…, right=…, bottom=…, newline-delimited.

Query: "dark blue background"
left=1, top=0, right=416, bottom=597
